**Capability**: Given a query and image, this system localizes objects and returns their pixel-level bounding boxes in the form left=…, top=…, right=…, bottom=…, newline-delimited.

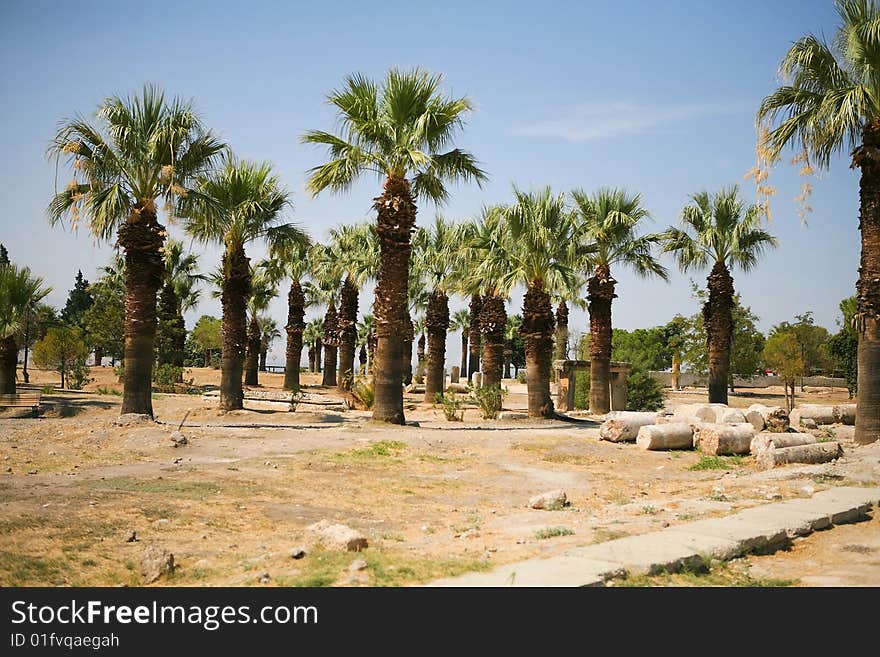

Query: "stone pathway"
left=431, top=487, right=880, bottom=586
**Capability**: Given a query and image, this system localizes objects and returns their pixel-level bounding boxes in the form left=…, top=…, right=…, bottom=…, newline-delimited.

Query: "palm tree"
left=0, top=264, right=52, bottom=394
left=302, top=68, right=486, bottom=424
left=264, top=234, right=313, bottom=391
left=258, top=316, right=280, bottom=371
left=48, top=85, right=224, bottom=417
left=413, top=216, right=462, bottom=400
left=309, top=245, right=341, bottom=387
left=245, top=267, right=276, bottom=386
left=504, top=315, right=523, bottom=379
left=449, top=309, right=470, bottom=377
left=181, top=156, right=306, bottom=410
left=157, top=239, right=202, bottom=378
left=304, top=317, right=324, bottom=373
left=482, top=187, right=580, bottom=417
left=404, top=265, right=429, bottom=387
left=757, top=0, right=880, bottom=443
left=413, top=315, right=427, bottom=384
left=357, top=314, right=376, bottom=375
left=662, top=187, right=777, bottom=404
left=571, top=188, right=668, bottom=414
left=462, top=207, right=509, bottom=389
left=324, top=223, right=379, bottom=392
left=467, top=294, right=483, bottom=380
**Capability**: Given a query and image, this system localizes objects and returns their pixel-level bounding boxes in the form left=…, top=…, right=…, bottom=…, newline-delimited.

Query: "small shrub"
left=96, top=386, right=121, bottom=396
left=516, top=370, right=526, bottom=384
left=688, top=455, right=743, bottom=471
left=40, top=385, right=55, bottom=394
left=471, top=383, right=505, bottom=420
left=68, top=361, right=93, bottom=390
left=353, top=379, right=375, bottom=409
left=534, top=527, right=574, bottom=540
left=113, top=365, right=125, bottom=383
left=152, top=364, right=192, bottom=392
left=434, top=390, right=464, bottom=421
left=625, top=367, right=665, bottom=411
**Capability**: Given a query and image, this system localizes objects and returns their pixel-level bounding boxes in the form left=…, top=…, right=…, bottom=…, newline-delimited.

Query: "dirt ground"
left=1, top=366, right=876, bottom=587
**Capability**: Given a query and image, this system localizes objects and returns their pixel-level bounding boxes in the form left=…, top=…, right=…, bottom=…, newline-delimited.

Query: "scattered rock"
left=172, top=457, right=182, bottom=464
left=170, top=431, right=187, bottom=447
left=800, top=417, right=818, bottom=430
left=126, top=530, right=138, bottom=543
left=528, top=489, right=569, bottom=510
left=348, top=559, right=368, bottom=572
left=141, top=546, right=175, bottom=584
left=498, top=411, right=528, bottom=420
left=306, top=520, right=368, bottom=552
left=258, top=572, right=271, bottom=584
left=290, top=547, right=307, bottom=560
left=799, top=485, right=815, bottom=496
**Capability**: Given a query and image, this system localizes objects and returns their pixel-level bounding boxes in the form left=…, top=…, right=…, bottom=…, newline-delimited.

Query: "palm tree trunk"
left=358, top=345, right=367, bottom=375
left=284, top=280, right=305, bottom=392
left=244, top=313, right=260, bottom=386
left=372, top=176, right=416, bottom=424
left=220, top=243, right=250, bottom=411
left=337, top=275, right=358, bottom=392
left=22, top=310, right=30, bottom=383
left=259, top=345, right=267, bottom=371
left=368, top=330, right=376, bottom=376
left=117, top=205, right=165, bottom=417
left=0, top=336, right=17, bottom=395
left=503, top=339, right=512, bottom=379
left=855, top=122, right=880, bottom=444
left=415, top=332, right=426, bottom=383
left=468, top=294, right=483, bottom=380
left=704, top=260, right=734, bottom=405
left=460, top=330, right=468, bottom=374
left=588, top=265, right=616, bottom=414
left=424, top=288, right=449, bottom=402
left=93, top=346, right=103, bottom=369
left=480, top=293, right=506, bottom=388
left=315, top=338, right=322, bottom=372
left=308, top=344, right=315, bottom=373
left=554, top=300, right=569, bottom=362
left=173, top=313, right=185, bottom=370
left=402, top=313, right=414, bottom=386
left=521, top=280, right=555, bottom=418
left=321, top=303, right=338, bottom=387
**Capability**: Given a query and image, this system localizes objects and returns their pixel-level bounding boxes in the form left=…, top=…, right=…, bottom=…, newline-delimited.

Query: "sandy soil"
left=1, top=367, right=876, bottom=587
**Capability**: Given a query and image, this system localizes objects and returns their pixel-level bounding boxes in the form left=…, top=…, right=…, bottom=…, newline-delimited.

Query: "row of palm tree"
left=43, top=9, right=880, bottom=443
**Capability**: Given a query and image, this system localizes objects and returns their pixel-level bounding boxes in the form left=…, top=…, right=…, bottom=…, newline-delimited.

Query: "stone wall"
left=648, top=371, right=848, bottom=389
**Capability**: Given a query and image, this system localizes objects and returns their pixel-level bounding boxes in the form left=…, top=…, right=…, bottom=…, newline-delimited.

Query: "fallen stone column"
left=756, top=442, right=843, bottom=470
left=750, top=431, right=817, bottom=457
left=636, top=423, right=695, bottom=450
left=790, top=405, right=836, bottom=427
left=599, top=412, right=659, bottom=442
left=834, top=403, right=856, bottom=426
left=696, top=423, right=754, bottom=456
left=744, top=404, right=789, bottom=432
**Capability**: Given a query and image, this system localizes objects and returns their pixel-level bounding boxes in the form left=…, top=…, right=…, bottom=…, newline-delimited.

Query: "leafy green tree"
left=609, top=327, right=671, bottom=372
left=0, top=244, right=9, bottom=266
left=771, top=312, right=831, bottom=388
left=32, top=326, right=91, bottom=389
left=763, top=331, right=804, bottom=411
left=156, top=239, right=202, bottom=376
left=190, top=315, right=222, bottom=367
left=16, top=302, right=58, bottom=383
left=303, top=68, right=486, bottom=424
left=60, top=270, right=93, bottom=331
left=625, top=368, right=666, bottom=411
left=757, top=0, right=880, bottom=443
left=829, top=296, right=858, bottom=397
left=49, top=85, right=225, bottom=417
left=83, top=273, right=125, bottom=366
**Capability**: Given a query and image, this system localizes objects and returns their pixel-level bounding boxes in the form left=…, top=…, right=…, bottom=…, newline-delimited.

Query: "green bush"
left=471, top=383, right=505, bottom=420
left=434, top=390, right=464, bottom=421
left=152, top=364, right=192, bottom=392
left=113, top=364, right=125, bottom=383
left=68, top=361, right=93, bottom=390
left=353, top=379, right=375, bottom=409
left=516, top=370, right=526, bottom=384
left=625, top=367, right=665, bottom=411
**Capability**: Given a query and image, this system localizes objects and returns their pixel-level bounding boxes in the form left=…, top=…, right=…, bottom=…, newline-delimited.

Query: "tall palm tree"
left=757, top=0, right=880, bottom=443
left=302, top=68, right=486, bottom=424
left=467, top=294, right=483, bottom=380
left=48, top=85, right=224, bottom=417
left=413, top=315, right=427, bottom=384
left=324, top=223, right=379, bottom=392
left=462, top=207, right=509, bottom=389
left=405, top=265, right=429, bottom=387
left=413, top=216, right=462, bottom=400
left=258, top=316, right=280, bottom=371
left=310, top=245, right=341, bottom=387
left=181, top=157, right=306, bottom=410
left=449, top=308, right=470, bottom=376
left=482, top=187, right=580, bottom=417
left=571, top=188, right=668, bottom=414
left=157, top=239, right=202, bottom=377
left=304, top=317, right=324, bottom=373
left=357, top=314, right=376, bottom=376
left=264, top=234, right=313, bottom=391
left=244, top=267, right=276, bottom=386
left=0, top=264, right=51, bottom=394
left=662, top=187, right=777, bottom=404
left=504, top=314, right=523, bottom=379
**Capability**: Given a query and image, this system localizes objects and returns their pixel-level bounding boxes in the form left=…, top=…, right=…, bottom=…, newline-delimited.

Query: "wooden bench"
left=0, top=392, right=42, bottom=417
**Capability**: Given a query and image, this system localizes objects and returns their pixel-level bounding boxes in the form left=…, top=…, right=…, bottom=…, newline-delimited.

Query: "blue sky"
left=0, top=0, right=857, bottom=365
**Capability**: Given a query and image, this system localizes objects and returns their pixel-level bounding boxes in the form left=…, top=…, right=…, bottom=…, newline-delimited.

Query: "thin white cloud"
left=513, top=101, right=753, bottom=142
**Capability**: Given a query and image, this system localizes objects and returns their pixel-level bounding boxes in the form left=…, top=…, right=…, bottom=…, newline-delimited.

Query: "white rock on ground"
left=306, top=520, right=368, bottom=551
left=141, top=546, right=175, bottom=584
left=528, top=490, right=568, bottom=510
